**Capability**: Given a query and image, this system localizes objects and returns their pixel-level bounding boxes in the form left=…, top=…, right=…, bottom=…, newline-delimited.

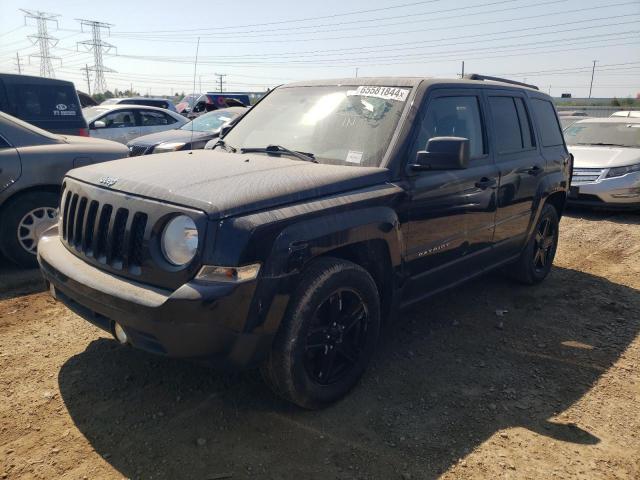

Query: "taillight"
left=78, top=128, right=89, bottom=137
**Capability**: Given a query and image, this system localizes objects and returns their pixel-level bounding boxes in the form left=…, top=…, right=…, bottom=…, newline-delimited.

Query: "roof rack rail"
left=464, top=73, right=539, bottom=90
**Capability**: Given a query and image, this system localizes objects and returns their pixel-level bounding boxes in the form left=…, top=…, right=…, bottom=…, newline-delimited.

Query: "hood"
left=569, top=145, right=640, bottom=168
left=128, top=128, right=214, bottom=148
left=66, top=150, right=389, bottom=218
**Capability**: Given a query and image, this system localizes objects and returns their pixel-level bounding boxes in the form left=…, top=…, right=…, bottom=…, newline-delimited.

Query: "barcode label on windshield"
left=348, top=86, right=410, bottom=102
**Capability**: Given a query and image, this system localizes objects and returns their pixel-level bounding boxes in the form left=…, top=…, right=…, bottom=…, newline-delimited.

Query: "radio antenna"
left=190, top=37, right=200, bottom=149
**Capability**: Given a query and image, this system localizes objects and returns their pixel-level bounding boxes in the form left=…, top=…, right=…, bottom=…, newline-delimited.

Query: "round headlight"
left=161, top=215, right=198, bottom=266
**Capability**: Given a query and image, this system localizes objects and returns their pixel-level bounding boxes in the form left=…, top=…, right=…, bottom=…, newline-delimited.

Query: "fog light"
left=114, top=323, right=128, bottom=344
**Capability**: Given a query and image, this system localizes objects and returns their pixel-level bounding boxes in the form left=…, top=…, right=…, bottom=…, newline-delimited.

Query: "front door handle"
left=475, top=177, right=497, bottom=189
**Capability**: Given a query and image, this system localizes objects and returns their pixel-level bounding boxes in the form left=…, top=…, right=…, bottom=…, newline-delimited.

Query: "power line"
left=115, top=0, right=446, bottom=34
left=21, top=9, right=60, bottom=78
left=76, top=19, right=116, bottom=94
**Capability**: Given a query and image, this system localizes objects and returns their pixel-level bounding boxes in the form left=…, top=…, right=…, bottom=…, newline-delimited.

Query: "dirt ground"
left=0, top=209, right=638, bottom=480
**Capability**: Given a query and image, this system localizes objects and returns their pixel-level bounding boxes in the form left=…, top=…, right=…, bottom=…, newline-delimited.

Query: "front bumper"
left=37, top=233, right=275, bottom=367
left=568, top=172, right=640, bottom=210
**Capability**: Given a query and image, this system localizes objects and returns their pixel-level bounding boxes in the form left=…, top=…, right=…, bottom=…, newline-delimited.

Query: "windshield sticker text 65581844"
left=347, top=86, right=410, bottom=102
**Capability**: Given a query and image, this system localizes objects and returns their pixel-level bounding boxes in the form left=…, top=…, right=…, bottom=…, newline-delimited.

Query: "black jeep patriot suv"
left=38, top=76, right=571, bottom=408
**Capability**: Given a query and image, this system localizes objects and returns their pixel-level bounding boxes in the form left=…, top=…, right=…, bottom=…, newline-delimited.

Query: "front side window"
left=564, top=122, right=640, bottom=148
left=100, top=110, right=135, bottom=128
left=411, top=96, right=485, bottom=159
left=531, top=99, right=564, bottom=147
left=222, top=85, right=411, bottom=167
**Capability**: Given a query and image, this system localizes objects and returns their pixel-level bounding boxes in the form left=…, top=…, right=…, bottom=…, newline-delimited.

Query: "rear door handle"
left=475, top=177, right=497, bottom=189
left=518, top=165, right=543, bottom=175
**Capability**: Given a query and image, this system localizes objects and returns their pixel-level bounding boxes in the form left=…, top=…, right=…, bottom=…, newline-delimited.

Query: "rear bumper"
left=568, top=172, right=640, bottom=210
left=37, top=233, right=275, bottom=367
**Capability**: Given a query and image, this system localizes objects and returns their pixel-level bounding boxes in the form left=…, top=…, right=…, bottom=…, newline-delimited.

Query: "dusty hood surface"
left=569, top=145, right=640, bottom=168
left=66, top=150, right=389, bottom=218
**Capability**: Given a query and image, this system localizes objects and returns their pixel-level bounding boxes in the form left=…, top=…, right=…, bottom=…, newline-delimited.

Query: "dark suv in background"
left=0, top=73, right=89, bottom=136
left=38, top=75, right=571, bottom=408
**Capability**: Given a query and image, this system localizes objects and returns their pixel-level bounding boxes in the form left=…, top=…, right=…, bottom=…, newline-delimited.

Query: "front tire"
left=509, top=203, right=560, bottom=284
left=261, top=257, right=381, bottom=409
left=0, top=191, right=59, bottom=268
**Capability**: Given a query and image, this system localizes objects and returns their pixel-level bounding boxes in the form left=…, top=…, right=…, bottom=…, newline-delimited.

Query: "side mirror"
left=92, top=120, right=106, bottom=129
left=410, top=137, right=470, bottom=171
left=219, top=124, right=232, bottom=138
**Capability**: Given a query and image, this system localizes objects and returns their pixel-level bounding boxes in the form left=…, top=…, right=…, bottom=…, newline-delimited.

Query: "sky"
left=0, top=0, right=638, bottom=98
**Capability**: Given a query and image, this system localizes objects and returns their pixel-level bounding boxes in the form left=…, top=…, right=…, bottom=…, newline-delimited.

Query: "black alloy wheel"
left=303, top=289, right=369, bottom=386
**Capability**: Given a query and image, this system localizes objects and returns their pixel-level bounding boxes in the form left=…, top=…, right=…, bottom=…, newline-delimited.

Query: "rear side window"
left=13, top=84, right=80, bottom=121
left=412, top=96, right=485, bottom=159
left=489, top=96, right=535, bottom=154
left=531, top=99, right=564, bottom=147
left=489, top=97, right=522, bottom=154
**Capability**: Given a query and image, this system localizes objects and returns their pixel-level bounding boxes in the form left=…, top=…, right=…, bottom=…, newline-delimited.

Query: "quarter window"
left=412, top=96, right=485, bottom=159
left=531, top=99, right=564, bottom=147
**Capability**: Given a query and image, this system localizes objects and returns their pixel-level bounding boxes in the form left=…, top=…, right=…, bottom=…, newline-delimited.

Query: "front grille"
left=61, top=190, right=147, bottom=274
left=58, top=178, right=206, bottom=290
left=128, top=144, right=150, bottom=157
left=572, top=168, right=604, bottom=185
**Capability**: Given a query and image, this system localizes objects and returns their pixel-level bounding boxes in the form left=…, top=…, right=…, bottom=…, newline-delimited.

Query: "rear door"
left=90, top=109, right=139, bottom=144
left=402, top=89, right=500, bottom=302
left=486, top=90, right=543, bottom=256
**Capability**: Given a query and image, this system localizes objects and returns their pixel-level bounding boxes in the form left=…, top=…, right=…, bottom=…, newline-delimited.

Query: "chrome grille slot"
left=128, top=213, right=148, bottom=273
left=83, top=201, right=99, bottom=254
left=66, top=194, right=79, bottom=243
left=95, top=205, right=113, bottom=263
left=109, top=208, right=129, bottom=269
left=73, top=197, right=88, bottom=248
left=61, top=190, right=72, bottom=241
left=572, top=168, right=604, bottom=185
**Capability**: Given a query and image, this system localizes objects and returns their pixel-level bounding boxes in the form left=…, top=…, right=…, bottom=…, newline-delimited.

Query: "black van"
left=0, top=74, right=89, bottom=136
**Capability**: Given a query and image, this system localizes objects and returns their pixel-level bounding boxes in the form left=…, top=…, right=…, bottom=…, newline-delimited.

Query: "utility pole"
left=21, top=9, right=60, bottom=78
left=589, top=60, right=597, bottom=98
left=199, top=75, right=202, bottom=93
left=215, top=73, right=226, bottom=93
left=461, top=61, right=464, bottom=78
left=14, top=52, right=23, bottom=74
left=82, top=64, right=91, bottom=95
left=77, top=19, right=116, bottom=94
left=355, top=67, right=359, bottom=78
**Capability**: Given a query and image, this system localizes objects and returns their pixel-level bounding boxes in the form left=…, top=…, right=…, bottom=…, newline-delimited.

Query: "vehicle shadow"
left=58, top=267, right=639, bottom=479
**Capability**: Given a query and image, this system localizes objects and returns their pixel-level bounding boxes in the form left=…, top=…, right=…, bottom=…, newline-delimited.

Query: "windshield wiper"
left=240, top=144, right=318, bottom=163
left=212, top=139, right=237, bottom=153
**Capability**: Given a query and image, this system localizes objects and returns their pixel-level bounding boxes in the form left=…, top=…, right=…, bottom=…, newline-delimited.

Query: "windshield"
left=222, top=85, right=411, bottom=167
left=564, top=122, right=640, bottom=148
left=180, top=110, right=238, bottom=132
left=83, top=107, right=111, bottom=122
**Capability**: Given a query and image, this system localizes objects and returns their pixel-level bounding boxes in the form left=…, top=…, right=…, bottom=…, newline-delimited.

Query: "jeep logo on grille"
left=99, top=176, right=118, bottom=187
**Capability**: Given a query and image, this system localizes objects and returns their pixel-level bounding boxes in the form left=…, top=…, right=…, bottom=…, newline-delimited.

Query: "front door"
left=402, top=89, right=499, bottom=304
left=91, top=109, right=140, bottom=144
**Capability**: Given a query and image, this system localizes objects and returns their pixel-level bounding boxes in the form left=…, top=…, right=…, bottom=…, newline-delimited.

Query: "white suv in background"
left=82, top=104, right=188, bottom=144
left=565, top=117, right=640, bottom=210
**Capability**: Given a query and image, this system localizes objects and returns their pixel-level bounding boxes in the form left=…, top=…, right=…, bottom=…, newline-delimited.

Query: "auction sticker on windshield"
left=348, top=86, right=410, bottom=102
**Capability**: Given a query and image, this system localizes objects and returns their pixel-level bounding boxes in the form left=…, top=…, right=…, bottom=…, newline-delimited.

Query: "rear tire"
left=261, top=257, right=381, bottom=409
left=509, top=203, right=560, bottom=285
left=0, top=191, right=59, bottom=268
